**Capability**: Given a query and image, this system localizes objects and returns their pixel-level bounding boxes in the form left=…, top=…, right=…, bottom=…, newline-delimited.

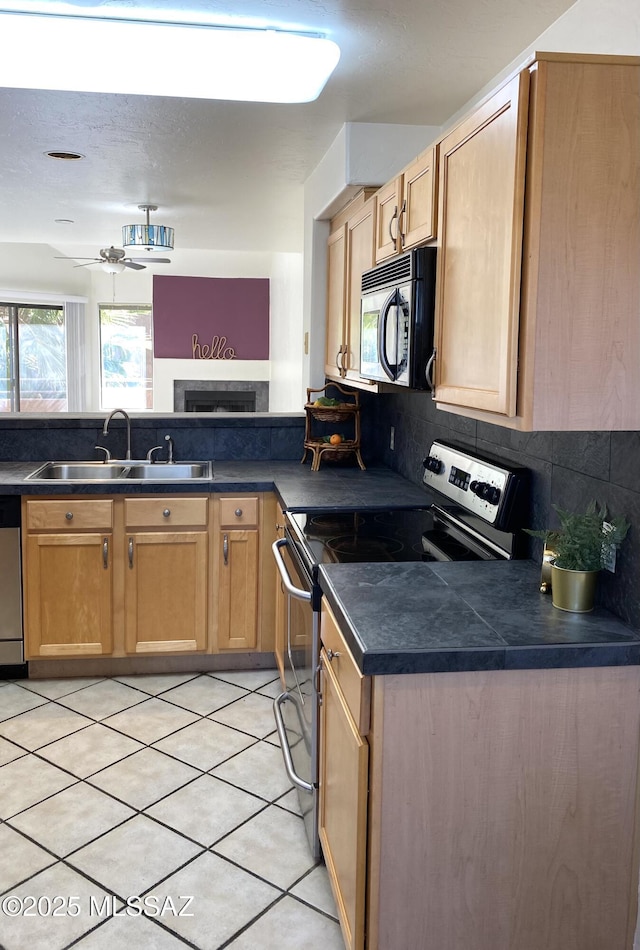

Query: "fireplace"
left=174, top=380, right=269, bottom=412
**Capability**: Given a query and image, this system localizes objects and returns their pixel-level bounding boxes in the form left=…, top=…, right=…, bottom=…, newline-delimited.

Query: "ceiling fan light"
left=102, top=260, right=126, bottom=274
left=122, top=224, right=174, bottom=252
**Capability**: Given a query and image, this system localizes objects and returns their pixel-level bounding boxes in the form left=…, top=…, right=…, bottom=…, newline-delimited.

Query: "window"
left=99, top=305, right=153, bottom=410
left=0, top=304, right=67, bottom=412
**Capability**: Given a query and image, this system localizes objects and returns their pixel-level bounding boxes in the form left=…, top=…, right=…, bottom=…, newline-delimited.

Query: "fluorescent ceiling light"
left=0, top=12, right=340, bottom=102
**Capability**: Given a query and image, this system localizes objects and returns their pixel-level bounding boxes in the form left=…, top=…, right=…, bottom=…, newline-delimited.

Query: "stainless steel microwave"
left=360, top=247, right=436, bottom=388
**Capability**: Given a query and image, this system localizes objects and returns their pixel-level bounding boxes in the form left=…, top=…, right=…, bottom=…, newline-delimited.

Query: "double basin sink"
left=27, top=461, right=213, bottom=482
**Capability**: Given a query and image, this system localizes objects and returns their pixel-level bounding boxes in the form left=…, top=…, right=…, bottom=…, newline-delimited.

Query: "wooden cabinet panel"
left=219, top=495, right=258, bottom=528
left=374, top=177, right=403, bottom=262
left=434, top=70, right=529, bottom=417
left=124, top=496, right=207, bottom=527
left=124, top=531, right=208, bottom=654
left=24, top=532, right=112, bottom=657
left=325, top=225, right=347, bottom=380
left=321, top=601, right=370, bottom=734
left=25, top=499, right=113, bottom=531
left=320, top=648, right=369, bottom=950
left=401, top=147, right=437, bottom=249
left=217, top=529, right=259, bottom=650
left=344, top=201, right=375, bottom=381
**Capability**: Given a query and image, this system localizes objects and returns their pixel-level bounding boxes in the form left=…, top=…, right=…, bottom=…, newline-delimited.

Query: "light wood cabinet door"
left=401, top=147, right=437, bottom=249
left=344, top=200, right=375, bottom=381
left=124, top=531, right=208, bottom=654
left=319, top=649, right=369, bottom=950
left=434, top=70, right=529, bottom=416
left=325, top=225, right=347, bottom=380
left=374, top=177, right=403, bottom=262
left=24, top=532, right=113, bottom=658
left=217, top=529, right=259, bottom=650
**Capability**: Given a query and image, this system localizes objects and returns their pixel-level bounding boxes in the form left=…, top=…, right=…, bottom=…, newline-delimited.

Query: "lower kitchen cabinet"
left=123, top=497, right=208, bottom=654
left=320, top=600, right=640, bottom=950
left=23, top=499, right=114, bottom=657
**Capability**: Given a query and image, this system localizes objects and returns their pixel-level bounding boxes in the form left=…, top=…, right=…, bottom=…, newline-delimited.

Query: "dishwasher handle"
left=273, top=692, right=313, bottom=792
left=271, top=538, right=311, bottom=603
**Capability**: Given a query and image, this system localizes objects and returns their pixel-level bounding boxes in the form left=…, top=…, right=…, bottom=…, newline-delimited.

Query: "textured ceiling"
left=0, top=0, right=576, bottom=255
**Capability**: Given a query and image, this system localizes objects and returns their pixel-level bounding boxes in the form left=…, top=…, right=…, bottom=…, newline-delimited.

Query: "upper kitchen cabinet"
left=433, top=52, right=640, bottom=430
left=374, top=147, right=438, bottom=263
left=325, top=189, right=378, bottom=388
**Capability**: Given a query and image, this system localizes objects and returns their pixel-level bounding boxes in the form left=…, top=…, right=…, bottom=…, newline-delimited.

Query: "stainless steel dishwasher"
left=0, top=496, right=24, bottom=669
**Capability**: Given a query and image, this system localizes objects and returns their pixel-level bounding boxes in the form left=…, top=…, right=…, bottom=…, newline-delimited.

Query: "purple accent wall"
left=152, top=275, right=270, bottom=359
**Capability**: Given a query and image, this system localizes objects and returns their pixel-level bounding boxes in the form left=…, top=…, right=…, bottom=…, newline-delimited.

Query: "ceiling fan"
left=56, top=246, right=171, bottom=273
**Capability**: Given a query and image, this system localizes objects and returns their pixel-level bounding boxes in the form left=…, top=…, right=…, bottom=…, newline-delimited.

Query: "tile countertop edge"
left=318, top=562, right=640, bottom=676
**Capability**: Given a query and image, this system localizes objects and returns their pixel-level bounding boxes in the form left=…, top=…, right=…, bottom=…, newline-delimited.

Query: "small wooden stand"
left=302, top=384, right=366, bottom=472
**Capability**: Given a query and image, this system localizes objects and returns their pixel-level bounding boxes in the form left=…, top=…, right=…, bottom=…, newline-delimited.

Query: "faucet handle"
left=95, top=445, right=112, bottom=462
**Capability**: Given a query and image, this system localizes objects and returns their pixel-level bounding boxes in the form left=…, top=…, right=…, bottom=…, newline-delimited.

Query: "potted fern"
left=527, top=501, right=630, bottom=612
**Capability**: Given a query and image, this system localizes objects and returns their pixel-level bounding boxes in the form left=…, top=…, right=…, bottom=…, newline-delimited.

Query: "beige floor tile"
left=155, top=851, right=279, bottom=950
left=101, top=697, right=199, bottom=744
left=113, top=672, right=200, bottom=695
left=0, top=734, right=26, bottom=766
left=69, top=814, right=202, bottom=896
left=210, top=669, right=281, bottom=691
left=9, top=782, right=135, bottom=857
left=213, top=805, right=315, bottom=890
left=146, top=774, right=265, bottom=846
left=0, top=702, right=93, bottom=751
left=290, top=864, right=339, bottom=919
left=152, top=717, right=255, bottom=770
left=0, top=754, right=76, bottom=819
left=263, top=729, right=281, bottom=747
left=73, top=913, right=189, bottom=948
left=226, top=895, right=344, bottom=949
left=161, top=674, right=248, bottom=715
left=0, top=824, right=56, bottom=893
left=87, top=747, right=200, bottom=809
left=57, top=679, right=149, bottom=720
left=0, top=861, right=111, bottom=950
left=0, top=682, right=47, bottom=721
left=256, top=677, right=286, bottom=699
left=37, top=722, right=143, bottom=778
left=210, top=740, right=293, bottom=801
left=209, top=692, right=278, bottom=738
left=19, top=677, right=103, bottom=699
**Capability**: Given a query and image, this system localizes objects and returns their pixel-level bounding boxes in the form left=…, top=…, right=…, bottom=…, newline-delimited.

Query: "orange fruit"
left=329, top=433, right=343, bottom=445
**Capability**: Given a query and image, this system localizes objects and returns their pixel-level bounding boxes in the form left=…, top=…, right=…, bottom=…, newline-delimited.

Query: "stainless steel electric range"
left=272, top=440, right=529, bottom=856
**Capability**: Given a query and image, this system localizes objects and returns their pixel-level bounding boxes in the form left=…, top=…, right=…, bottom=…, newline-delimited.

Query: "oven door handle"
left=273, top=692, right=314, bottom=792
left=272, top=538, right=312, bottom=602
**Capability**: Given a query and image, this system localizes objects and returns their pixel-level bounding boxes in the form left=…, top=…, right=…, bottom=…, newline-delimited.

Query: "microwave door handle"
left=378, top=289, right=398, bottom=381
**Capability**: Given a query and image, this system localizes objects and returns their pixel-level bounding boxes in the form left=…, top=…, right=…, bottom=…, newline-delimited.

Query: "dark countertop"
left=0, top=460, right=431, bottom=510
left=319, top=560, right=640, bottom=675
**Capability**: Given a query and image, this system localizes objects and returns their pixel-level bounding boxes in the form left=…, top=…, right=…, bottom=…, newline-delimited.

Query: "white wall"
left=1, top=243, right=303, bottom=412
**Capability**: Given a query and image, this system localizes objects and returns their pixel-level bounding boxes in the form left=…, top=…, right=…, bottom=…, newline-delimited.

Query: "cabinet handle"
left=128, top=537, right=134, bottom=569
left=398, top=199, right=407, bottom=250
left=326, top=648, right=341, bottom=661
left=388, top=204, right=398, bottom=248
left=65, top=511, right=73, bottom=521
left=162, top=508, right=171, bottom=518
left=223, top=533, right=229, bottom=566
left=341, top=347, right=348, bottom=376
left=335, top=346, right=343, bottom=373
left=235, top=508, right=243, bottom=517
left=103, top=537, right=108, bottom=569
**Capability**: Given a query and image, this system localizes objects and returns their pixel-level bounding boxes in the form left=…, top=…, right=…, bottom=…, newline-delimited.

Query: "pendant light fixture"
left=122, top=205, right=174, bottom=253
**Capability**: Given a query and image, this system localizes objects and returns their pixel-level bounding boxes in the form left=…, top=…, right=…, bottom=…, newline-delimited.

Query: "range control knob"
left=422, top=455, right=444, bottom=475
left=470, top=481, right=501, bottom=505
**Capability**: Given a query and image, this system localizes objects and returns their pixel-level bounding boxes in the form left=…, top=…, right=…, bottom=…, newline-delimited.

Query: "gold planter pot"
left=550, top=563, right=599, bottom=612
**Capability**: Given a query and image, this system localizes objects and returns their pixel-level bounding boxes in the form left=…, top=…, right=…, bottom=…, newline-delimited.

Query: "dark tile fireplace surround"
left=0, top=387, right=638, bottom=630
left=173, top=380, right=269, bottom=413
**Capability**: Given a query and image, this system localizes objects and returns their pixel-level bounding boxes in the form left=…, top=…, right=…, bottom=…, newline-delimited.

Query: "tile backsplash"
left=362, top=390, right=640, bottom=631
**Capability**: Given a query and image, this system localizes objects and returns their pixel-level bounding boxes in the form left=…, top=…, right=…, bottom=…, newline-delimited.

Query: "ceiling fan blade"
left=123, top=260, right=145, bottom=270
left=128, top=257, right=171, bottom=263
left=55, top=256, right=99, bottom=261
left=74, top=261, right=100, bottom=268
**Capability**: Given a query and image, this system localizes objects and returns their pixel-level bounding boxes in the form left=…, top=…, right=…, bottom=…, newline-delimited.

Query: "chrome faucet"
left=164, top=434, right=174, bottom=463
left=102, top=409, right=132, bottom=460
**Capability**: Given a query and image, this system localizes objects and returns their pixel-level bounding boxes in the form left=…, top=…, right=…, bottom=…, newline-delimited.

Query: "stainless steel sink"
left=26, top=461, right=213, bottom=481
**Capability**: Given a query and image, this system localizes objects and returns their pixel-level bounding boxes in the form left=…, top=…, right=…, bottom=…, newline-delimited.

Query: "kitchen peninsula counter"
left=319, top=559, right=640, bottom=674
